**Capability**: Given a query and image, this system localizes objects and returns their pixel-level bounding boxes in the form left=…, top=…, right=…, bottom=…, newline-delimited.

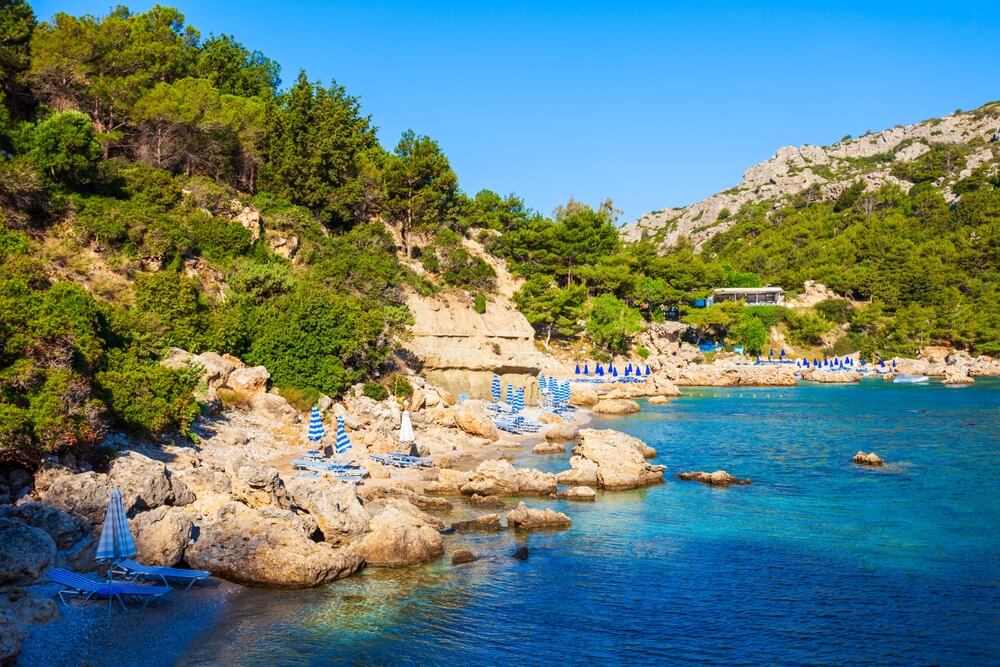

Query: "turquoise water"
left=183, top=380, right=1000, bottom=666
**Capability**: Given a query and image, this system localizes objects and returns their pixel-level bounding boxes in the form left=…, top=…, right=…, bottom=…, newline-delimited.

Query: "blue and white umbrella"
left=561, top=381, right=571, bottom=406
left=512, top=388, right=525, bottom=413
left=491, top=374, right=501, bottom=402
left=538, top=373, right=546, bottom=391
left=96, top=488, right=136, bottom=566
left=335, top=415, right=352, bottom=455
left=307, top=406, right=325, bottom=443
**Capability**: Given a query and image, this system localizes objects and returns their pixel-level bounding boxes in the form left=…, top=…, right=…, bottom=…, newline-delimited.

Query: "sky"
left=32, top=0, right=1000, bottom=224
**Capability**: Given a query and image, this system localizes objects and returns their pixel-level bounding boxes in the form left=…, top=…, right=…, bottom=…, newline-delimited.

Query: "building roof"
left=712, top=287, right=784, bottom=294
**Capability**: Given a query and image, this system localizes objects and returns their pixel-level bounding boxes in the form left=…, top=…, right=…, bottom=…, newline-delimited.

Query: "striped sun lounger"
left=47, top=568, right=171, bottom=610
left=114, top=559, right=211, bottom=591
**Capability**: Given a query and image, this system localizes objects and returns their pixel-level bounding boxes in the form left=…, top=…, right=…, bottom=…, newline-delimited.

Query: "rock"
left=569, top=385, right=599, bottom=407
left=355, top=506, right=443, bottom=567
left=853, top=451, right=884, bottom=466
left=468, top=494, right=505, bottom=509
left=228, top=460, right=286, bottom=509
left=557, top=429, right=664, bottom=490
left=592, top=399, right=641, bottom=414
left=506, top=502, right=572, bottom=530
left=511, top=546, right=529, bottom=560
left=249, top=392, right=298, bottom=422
left=232, top=202, right=262, bottom=242
left=557, top=486, right=596, bottom=501
left=544, top=422, right=579, bottom=441
left=193, top=351, right=236, bottom=389
left=451, top=513, right=503, bottom=532
left=943, top=366, right=975, bottom=385
left=7, top=502, right=84, bottom=550
left=1, top=593, right=60, bottom=625
left=169, top=475, right=196, bottom=506
left=459, top=460, right=557, bottom=497
left=425, top=469, right=473, bottom=495
left=804, top=369, right=862, bottom=383
left=676, top=470, right=751, bottom=486
left=454, top=401, right=500, bottom=441
left=362, top=498, right=446, bottom=531
left=108, top=451, right=176, bottom=513
left=648, top=395, right=669, bottom=405
left=451, top=550, right=477, bottom=565
left=226, top=366, right=270, bottom=394
left=533, top=441, right=566, bottom=454
left=185, top=502, right=362, bottom=588
left=131, top=506, right=193, bottom=567
left=0, top=618, right=21, bottom=665
left=172, top=464, right=232, bottom=498
left=409, top=388, right=426, bottom=411
left=38, top=471, right=110, bottom=525
left=0, top=519, right=56, bottom=585
left=6, top=470, right=31, bottom=501
left=356, top=485, right=453, bottom=512
left=285, top=477, right=369, bottom=547
left=161, top=347, right=196, bottom=371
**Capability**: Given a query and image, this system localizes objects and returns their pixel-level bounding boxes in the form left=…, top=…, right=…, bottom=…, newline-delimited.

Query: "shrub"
left=827, top=333, right=861, bottom=357
left=785, top=312, right=831, bottom=346
left=385, top=373, right=413, bottom=399
left=635, top=346, right=650, bottom=359
left=276, top=386, right=320, bottom=412
left=96, top=350, right=201, bottom=435
left=814, top=298, right=855, bottom=325
left=185, top=209, right=252, bottom=261
left=473, top=293, right=486, bottom=314
left=216, top=387, right=252, bottom=409
left=362, top=382, right=388, bottom=401
left=26, top=111, right=102, bottom=185
left=586, top=294, right=643, bottom=354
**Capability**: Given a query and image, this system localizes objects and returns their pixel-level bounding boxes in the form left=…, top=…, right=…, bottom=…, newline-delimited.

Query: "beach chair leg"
left=117, top=594, right=129, bottom=611
left=184, top=578, right=198, bottom=592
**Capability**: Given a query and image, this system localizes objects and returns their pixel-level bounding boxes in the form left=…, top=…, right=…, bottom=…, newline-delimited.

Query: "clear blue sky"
left=32, top=0, right=1000, bottom=223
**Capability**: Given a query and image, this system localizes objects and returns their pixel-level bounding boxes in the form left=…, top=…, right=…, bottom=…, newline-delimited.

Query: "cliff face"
left=620, top=101, right=1000, bottom=250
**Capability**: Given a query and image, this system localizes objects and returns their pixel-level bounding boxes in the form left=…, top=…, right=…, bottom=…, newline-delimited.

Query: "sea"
left=77, top=380, right=1000, bottom=665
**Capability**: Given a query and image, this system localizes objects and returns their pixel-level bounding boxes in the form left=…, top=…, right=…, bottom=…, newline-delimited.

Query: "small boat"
left=893, top=374, right=929, bottom=384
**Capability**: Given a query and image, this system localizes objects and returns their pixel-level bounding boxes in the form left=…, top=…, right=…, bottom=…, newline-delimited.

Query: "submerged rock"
left=425, top=469, right=473, bottom=495
left=468, top=494, right=505, bottom=509
left=452, top=550, right=477, bottom=565
left=676, top=470, right=751, bottom=486
left=511, top=546, right=529, bottom=560
left=853, top=451, right=884, bottom=466
left=556, top=486, right=596, bottom=501
left=506, top=502, right=572, bottom=530
left=451, top=513, right=503, bottom=532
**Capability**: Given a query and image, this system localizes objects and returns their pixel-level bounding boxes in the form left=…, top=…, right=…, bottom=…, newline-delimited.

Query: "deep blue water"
left=182, top=379, right=1000, bottom=666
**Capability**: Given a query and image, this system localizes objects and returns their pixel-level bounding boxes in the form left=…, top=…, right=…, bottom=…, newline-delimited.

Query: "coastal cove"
left=24, top=380, right=993, bottom=667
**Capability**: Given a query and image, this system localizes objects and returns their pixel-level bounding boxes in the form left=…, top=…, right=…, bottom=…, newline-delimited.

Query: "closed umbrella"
left=307, top=405, right=327, bottom=455
left=491, top=374, right=501, bottom=402
left=512, top=388, right=525, bottom=413
left=335, top=415, right=352, bottom=456
left=400, top=410, right=418, bottom=457
left=96, top=487, right=136, bottom=610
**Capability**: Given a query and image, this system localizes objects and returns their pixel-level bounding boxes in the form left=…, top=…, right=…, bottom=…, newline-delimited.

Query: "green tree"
left=26, top=110, right=101, bottom=184
left=196, top=33, right=279, bottom=98
left=0, top=0, right=35, bottom=118
left=730, top=313, right=768, bottom=353
left=514, top=277, right=586, bottom=348
left=384, top=129, right=459, bottom=254
left=585, top=293, right=643, bottom=353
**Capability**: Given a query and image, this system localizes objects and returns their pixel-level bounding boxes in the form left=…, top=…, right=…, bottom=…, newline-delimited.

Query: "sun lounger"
left=113, top=559, right=211, bottom=591
left=47, top=568, right=171, bottom=610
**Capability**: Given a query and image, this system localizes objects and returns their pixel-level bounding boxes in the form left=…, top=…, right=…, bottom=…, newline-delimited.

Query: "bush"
left=384, top=373, right=413, bottom=399
left=814, top=298, right=854, bottom=325
left=635, top=346, right=650, bottom=359
left=277, top=386, right=320, bottom=412
left=362, top=382, right=388, bottom=401
left=216, top=387, right=252, bottom=409
left=96, top=350, right=201, bottom=435
left=827, top=333, right=861, bottom=357
left=586, top=294, right=643, bottom=353
left=26, top=111, right=102, bottom=185
left=473, top=293, right=486, bottom=314
left=785, top=312, right=831, bottom=346
left=185, top=209, right=252, bottom=261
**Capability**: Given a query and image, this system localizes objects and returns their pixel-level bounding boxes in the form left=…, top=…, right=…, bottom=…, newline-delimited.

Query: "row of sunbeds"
left=48, top=559, right=210, bottom=610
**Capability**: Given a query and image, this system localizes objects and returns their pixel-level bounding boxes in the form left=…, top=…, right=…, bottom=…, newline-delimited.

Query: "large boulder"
left=249, top=392, right=298, bottom=423
left=131, top=506, right=193, bottom=567
left=506, top=502, right=572, bottom=530
left=108, top=451, right=176, bottom=514
left=355, top=506, right=443, bottom=567
left=425, top=469, right=473, bottom=495
left=459, top=460, right=557, bottom=497
left=592, top=399, right=641, bottom=415
left=5, top=502, right=84, bottom=550
left=0, top=618, right=21, bottom=665
left=226, top=366, right=270, bottom=394
left=193, top=352, right=236, bottom=389
left=285, top=477, right=369, bottom=547
left=676, top=470, right=751, bottom=486
left=38, top=471, right=111, bottom=525
left=172, top=464, right=232, bottom=499
left=0, top=520, right=56, bottom=585
left=451, top=513, right=503, bottom=532
left=557, top=429, right=664, bottom=491
left=185, top=502, right=362, bottom=588
left=570, top=384, right=600, bottom=407
left=943, top=366, right=975, bottom=385
left=544, top=422, right=579, bottom=441
left=853, top=451, right=884, bottom=467
left=228, top=460, right=286, bottom=509
left=454, top=401, right=500, bottom=441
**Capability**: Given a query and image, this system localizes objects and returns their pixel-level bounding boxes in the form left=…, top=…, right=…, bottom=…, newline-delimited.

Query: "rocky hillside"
left=621, top=101, right=1000, bottom=250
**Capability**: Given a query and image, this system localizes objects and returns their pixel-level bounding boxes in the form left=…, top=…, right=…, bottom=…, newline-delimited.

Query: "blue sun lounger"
left=47, top=568, right=171, bottom=610
left=113, top=559, right=211, bottom=591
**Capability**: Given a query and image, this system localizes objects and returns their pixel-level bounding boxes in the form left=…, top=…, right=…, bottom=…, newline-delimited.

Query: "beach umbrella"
left=645, top=366, right=651, bottom=376
left=307, top=406, right=326, bottom=444
left=612, top=367, right=619, bottom=377
left=624, top=366, right=631, bottom=377
left=879, top=359, right=886, bottom=368
left=892, top=359, right=897, bottom=369
left=561, top=381, right=571, bottom=406
left=769, top=348, right=775, bottom=357
left=596, top=364, right=604, bottom=376
left=780, top=349, right=786, bottom=358
left=400, top=410, right=415, bottom=443
left=575, top=364, right=580, bottom=375
left=335, top=415, right=352, bottom=456
left=512, top=388, right=525, bottom=413
left=538, top=373, right=546, bottom=390
left=96, top=487, right=136, bottom=609
left=505, top=384, right=513, bottom=404
left=583, top=364, right=589, bottom=375
left=491, top=374, right=501, bottom=402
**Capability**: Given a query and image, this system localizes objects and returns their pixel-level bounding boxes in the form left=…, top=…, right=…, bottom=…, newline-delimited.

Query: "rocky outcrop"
left=543, top=422, right=578, bottom=441
left=570, top=384, right=599, bottom=407
left=676, top=471, right=751, bottom=486
left=108, top=451, right=183, bottom=513
left=557, top=429, right=664, bottom=490
left=533, top=441, right=566, bottom=454
left=853, top=451, right=884, bottom=467
left=0, top=618, right=21, bottom=665
left=226, top=366, right=270, bottom=394
left=425, top=469, right=473, bottom=495
left=671, top=362, right=798, bottom=386
left=285, top=478, right=370, bottom=547
left=37, top=471, right=110, bottom=525
left=357, top=484, right=453, bottom=513
left=943, top=366, right=975, bottom=385
left=130, top=506, right=193, bottom=567
left=506, top=502, right=572, bottom=530
left=227, top=460, right=286, bottom=509
left=468, top=494, right=505, bottom=509
left=592, top=399, right=640, bottom=414
left=459, top=460, right=557, bottom=497
left=185, top=502, right=363, bottom=588
left=454, top=401, right=500, bottom=441
left=0, top=520, right=56, bottom=585
left=452, top=513, right=504, bottom=532
left=804, top=369, right=862, bottom=383
left=355, top=505, right=443, bottom=567
left=0, top=503, right=83, bottom=550
left=452, top=550, right=477, bottom=565
left=556, top=486, right=596, bottom=501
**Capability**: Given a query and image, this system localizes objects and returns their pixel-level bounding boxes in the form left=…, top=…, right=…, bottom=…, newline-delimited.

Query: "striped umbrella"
left=96, top=488, right=136, bottom=566
left=561, top=381, right=571, bottom=406
left=491, top=374, right=501, bottom=402
left=307, top=406, right=325, bottom=443
left=512, top=388, right=525, bottom=413
left=538, top=374, right=547, bottom=391
left=505, top=383, right=513, bottom=404
left=335, top=415, right=352, bottom=455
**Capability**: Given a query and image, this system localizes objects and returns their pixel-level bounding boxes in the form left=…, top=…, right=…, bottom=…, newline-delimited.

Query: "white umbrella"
left=400, top=410, right=415, bottom=443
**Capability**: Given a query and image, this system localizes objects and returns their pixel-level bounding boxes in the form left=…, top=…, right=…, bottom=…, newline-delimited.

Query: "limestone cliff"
left=621, top=101, right=1000, bottom=250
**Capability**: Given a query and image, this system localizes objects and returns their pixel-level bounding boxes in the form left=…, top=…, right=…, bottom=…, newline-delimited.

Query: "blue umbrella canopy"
left=512, top=388, right=525, bottom=413
left=335, top=415, right=352, bottom=455
left=96, top=488, right=136, bottom=566
left=505, top=384, right=513, bottom=404
left=575, top=364, right=580, bottom=375
left=491, top=374, right=501, bottom=402
left=307, top=406, right=325, bottom=442
left=645, top=365, right=651, bottom=376
left=583, top=364, right=589, bottom=375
